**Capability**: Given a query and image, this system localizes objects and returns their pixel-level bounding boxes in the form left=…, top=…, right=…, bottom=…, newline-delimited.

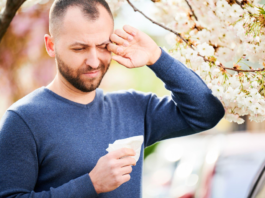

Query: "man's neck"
left=46, top=74, right=96, bottom=105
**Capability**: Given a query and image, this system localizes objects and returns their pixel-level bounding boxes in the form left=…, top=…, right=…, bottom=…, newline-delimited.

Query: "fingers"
left=107, top=25, right=139, bottom=68
left=107, top=43, right=124, bottom=55
left=108, top=25, right=138, bottom=56
left=111, top=25, right=137, bottom=43
left=123, top=25, right=137, bottom=36
left=112, top=55, right=132, bottom=68
left=110, top=34, right=129, bottom=47
left=121, top=174, right=131, bottom=183
left=114, top=29, right=134, bottom=42
left=107, top=44, right=133, bottom=67
left=111, top=148, right=136, bottom=160
left=120, top=165, right=133, bottom=175
left=119, top=156, right=136, bottom=167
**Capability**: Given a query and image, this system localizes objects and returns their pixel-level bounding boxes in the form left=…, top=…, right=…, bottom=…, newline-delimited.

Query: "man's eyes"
left=73, top=48, right=84, bottom=51
left=72, top=45, right=108, bottom=51
left=100, top=44, right=108, bottom=49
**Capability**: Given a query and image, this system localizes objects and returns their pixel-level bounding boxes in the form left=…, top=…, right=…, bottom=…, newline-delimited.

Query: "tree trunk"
left=0, top=0, right=26, bottom=43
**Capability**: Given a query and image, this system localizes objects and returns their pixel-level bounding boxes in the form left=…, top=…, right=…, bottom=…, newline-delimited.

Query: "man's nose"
left=85, top=48, right=100, bottom=69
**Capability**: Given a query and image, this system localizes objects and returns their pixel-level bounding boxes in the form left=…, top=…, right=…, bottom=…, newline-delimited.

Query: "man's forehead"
left=60, top=6, right=114, bottom=44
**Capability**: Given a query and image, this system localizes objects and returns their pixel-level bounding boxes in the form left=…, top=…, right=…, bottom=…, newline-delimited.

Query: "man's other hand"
left=89, top=148, right=136, bottom=194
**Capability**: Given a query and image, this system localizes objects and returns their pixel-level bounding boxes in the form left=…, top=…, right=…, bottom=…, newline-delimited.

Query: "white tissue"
left=106, top=135, right=144, bottom=163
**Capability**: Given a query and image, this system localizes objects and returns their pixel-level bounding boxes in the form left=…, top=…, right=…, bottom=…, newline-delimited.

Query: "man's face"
left=53, top=5, right=114, bottom=92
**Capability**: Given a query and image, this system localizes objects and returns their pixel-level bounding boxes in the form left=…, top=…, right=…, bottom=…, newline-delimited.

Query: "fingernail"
left=128, top=35, right=133, bottom=41
left=123, top=41, right=129, bottom=47
left=132, top=32, right=136, bottom=36
left=117, top=47, right=123, bottom=53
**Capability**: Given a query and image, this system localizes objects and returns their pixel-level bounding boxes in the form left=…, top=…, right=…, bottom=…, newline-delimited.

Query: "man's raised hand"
left=107, top=25, right=162, bottom=68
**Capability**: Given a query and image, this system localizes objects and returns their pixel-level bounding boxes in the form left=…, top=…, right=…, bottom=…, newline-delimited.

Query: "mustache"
left=79, top=64, right=104, bottom=73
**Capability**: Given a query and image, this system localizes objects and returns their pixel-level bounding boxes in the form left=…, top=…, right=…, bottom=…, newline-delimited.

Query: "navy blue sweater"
left=0, top=48, right=224, bottom=198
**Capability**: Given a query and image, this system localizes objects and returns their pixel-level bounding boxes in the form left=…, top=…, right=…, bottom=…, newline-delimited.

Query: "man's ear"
left=44, top=34, right=55, bottom=57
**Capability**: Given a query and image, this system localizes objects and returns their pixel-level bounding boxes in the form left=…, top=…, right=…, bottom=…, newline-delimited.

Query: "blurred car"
left=247, top=159, right=265, bottom=198
left=142, top=132, right=265, bottom=198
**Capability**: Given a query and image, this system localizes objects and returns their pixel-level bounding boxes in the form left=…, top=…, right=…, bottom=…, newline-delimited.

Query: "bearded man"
left=0, top=0, right=225, bottom=197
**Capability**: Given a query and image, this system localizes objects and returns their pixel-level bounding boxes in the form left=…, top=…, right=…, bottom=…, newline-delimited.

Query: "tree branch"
left=126, top=0, right=193, bottom=49
left=235, top=0, right=252, bottom=15
left=126, top=0, right=262, bottom=73
left=235, top=0, right=244, bottom=9
left=184, top=0, right=198, bottom=21
left=0, top=0, right=26, bottom=43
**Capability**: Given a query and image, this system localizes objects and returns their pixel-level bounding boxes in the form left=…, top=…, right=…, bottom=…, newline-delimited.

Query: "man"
left=0, top=0, right=225, bottom=197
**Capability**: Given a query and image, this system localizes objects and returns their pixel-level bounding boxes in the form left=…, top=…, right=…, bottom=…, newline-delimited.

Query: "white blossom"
left=150, top=0, right=265, bottom=123
left=201, top=62, right=210, bottom=72
left=225, top=113, right=245, bottom=124
left=216, top=0, right=230, bottom=13
left=185, top=48, right=198, bottom=60
left=230, top=4, right=244, bottom=19
left=212, top=85, right=224, bottom=98
left=196, top=42, right=215, bottom=57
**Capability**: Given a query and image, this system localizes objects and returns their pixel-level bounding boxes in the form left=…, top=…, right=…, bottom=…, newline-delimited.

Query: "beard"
left=55, top=53, right=110, bottom=92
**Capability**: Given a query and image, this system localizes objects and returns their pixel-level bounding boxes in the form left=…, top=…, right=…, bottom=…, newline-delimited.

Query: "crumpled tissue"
left=106, top=135, right=144, bottom=163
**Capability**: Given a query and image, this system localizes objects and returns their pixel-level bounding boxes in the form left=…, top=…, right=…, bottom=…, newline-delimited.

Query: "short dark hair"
left=49, top=0, right=113, bottom=37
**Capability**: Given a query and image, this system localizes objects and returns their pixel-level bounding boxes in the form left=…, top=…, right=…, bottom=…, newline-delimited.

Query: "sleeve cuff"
left=74, top=173, right=98, bottom=197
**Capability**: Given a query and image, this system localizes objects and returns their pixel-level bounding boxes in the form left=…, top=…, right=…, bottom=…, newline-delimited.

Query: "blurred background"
left=1, top=0, right=265, bottom=198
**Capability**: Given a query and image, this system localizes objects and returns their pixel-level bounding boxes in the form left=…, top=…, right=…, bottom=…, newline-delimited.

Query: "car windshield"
left=209, top=152, right=265, bottom=198
left=253, top=165, right=265, bottom=198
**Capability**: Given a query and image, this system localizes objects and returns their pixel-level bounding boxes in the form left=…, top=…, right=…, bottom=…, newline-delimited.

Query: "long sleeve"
left=0, top=110, right=98, bottom=198
left=132, top=47, right=225, bottom=148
